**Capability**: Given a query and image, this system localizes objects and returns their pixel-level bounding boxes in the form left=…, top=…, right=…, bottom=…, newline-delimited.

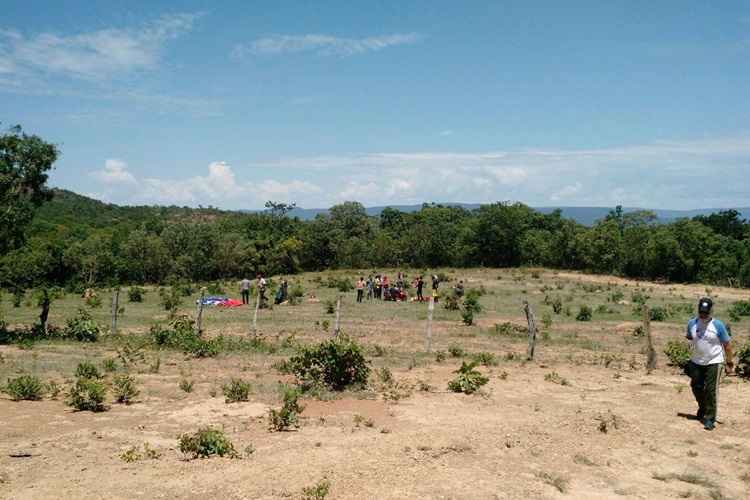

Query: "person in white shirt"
left=685, top=297, right=734, bottom=431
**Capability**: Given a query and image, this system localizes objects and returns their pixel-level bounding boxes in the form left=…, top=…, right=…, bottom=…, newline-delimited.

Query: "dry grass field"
left=1, top=268, right=749, bottom=499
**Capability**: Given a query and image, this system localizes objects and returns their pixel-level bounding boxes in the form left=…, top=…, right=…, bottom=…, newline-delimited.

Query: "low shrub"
left=608, top=291, right=624, bottom=303
left=734, top=342, right=750, bottom=378
left=650, top=306, right=668, bottom=322
left=64, top=308, right=101, bottom=342
left=287, top=335, right=370, bottom=391
left=3, top=375, right=45, bottom=401
left=544, top=371, right=569, bottom=386
left=728, top=300, right=750, bottom=322
left=576, top=305, right=593, bottom=322
left=471, top=351, right=498, bottom=367
left=448, top=344, right=465, bottom=357
left=75, top=360, right=102, bottom=380
left=128, top=287, right=145, bottom=303
left=158, top=286, right=183, bottom=313
left=443, top=295, right=460, bottom=311
left=67, top=377, right=106, bottom=411
left=223, top=378, right=250, bottom=403
left=206, top=282, right=225, bottom=295
left=435, top=350, right=447, bottom=363
left=85, top=293, right=102, bottom=309
left=448, top=361, right=489, bottom=395
left=302, top=479, right=331, bottom=500
left=550, top=296, right=563, bottom=314
left=113, top=374, right=139, bottom=404
left=324, top=300, right=335, bottom=315
left=664, top=339, right=691, bottom=368
left=102, top=358, right=118, bottom=373
left=268, top=386, right=305, bottom=431
left=179, top=379, right=194, bottom=393
left=178, top=427, right=238, bottom=459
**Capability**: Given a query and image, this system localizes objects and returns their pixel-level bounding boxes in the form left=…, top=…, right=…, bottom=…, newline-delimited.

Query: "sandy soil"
left=1, top=270, right=749, bottom=499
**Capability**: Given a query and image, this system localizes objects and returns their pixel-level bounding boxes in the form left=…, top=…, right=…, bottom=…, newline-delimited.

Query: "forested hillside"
left=1, top=189, right=748, bottom=291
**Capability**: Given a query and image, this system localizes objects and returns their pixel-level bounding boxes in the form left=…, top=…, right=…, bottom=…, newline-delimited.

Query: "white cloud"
left=90, top=159, right=138, bottom=185
left=233, top=32, right=421, bottom=58
left=84, top=135, right=750, bottom=210
left=91, top=161, right=322, bottom=206
left=0, top=12, right=201, bottom=80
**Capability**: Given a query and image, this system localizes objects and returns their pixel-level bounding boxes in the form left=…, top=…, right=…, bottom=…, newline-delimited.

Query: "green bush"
left=664, top=339, right=691, bottom=368
left=550, top=296, right=563, bottom=314
left=443, top=294, right=460, bottom=311
left=179, top=427, right=238, bottom=459
left=64, top=308, right=101, bottom=342
left=102, top=358, right=118, bottom=373
left=448, top=344, right=465, bottom=357
left=576, top=305, right=593, bottom=322
left=223, top=378, right=250, bottom=403
left=128, top=287, right=145, bottom=303
left=608, top=291, right=624, bottom=303
left=461, top=292, right=482, bottom=325
left=113, top=374, right=139, bottom=404
left=287, top=335, right=370, bottom=391
left=471, top=351, right=498, bottom=366
left=158, top=286, right=183, bottom=313
left=179, top=379, right=194, bottom=393
left=650, top=306, right=668, bottom=322
left=75, top=360, right=102, bottom=380
left=206, top=282, right=225, bottom=295
left=3, top=375, right=45, bottom=401
left=85, top=293, right=102, bottom=309
left=728, top=300, right=750, bottom=322
left=67, top=377, right=107, bottom=411
left=735, top=342, right=750, bottom=378
left=448, top=361, right=489, bottom=395
left=268, top=386, right=305, bottom=431
left=150, top=316, right=219, bottom=358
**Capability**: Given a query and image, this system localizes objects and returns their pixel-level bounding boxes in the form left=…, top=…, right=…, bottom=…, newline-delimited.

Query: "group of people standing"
left=239, top=274, right=289, bottom=307
left=355, top=273, right=442, bottom=303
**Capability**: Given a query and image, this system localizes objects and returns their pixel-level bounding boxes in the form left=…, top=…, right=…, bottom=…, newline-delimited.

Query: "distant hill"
left=39, top=190, right=749, bottom=229
left=279, top=204, right=750, bottom=226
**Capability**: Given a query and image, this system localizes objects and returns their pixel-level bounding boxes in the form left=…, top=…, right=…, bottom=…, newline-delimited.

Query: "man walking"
left=257, top=273, right=267, bottom=308
left=685, top=297, right=734, bottom=431
left=356, top=277, right=365, bottom=303
left=240, top=277, right=252, bottom=305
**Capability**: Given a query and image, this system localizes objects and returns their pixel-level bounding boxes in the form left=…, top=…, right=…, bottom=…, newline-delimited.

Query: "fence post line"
left=334, top=295, right=342, bottom=336
left=111, top=288, right=120, bottom=335
left=523, top=300, right=537, bottom=361
left=196, top=288, right=205, bottom=335
left=644, top=305, right=656, bottom=373
left=252, top=288, right=260, bottom=336
left=425, top=296, right=435, bottom=352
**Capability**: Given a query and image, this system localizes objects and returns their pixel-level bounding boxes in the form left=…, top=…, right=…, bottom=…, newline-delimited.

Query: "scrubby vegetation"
left=448, top=361, right=489, bottom=394
left=3, top=374, right=45, bottom=401
left=179, top=427, right=238, bottom=459
left=287, top=335, right=370, bottom=391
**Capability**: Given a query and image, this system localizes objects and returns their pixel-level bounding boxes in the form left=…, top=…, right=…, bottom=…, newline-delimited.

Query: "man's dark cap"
left=698, top=297, right=713, bottom=314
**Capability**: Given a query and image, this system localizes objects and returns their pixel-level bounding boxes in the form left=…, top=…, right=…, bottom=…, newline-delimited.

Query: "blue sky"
left=2, top=1, right=750, bottom=210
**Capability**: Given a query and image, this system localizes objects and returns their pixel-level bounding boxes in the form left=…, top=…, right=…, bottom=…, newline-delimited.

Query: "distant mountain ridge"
left=274, top=204, right=750, bottom=226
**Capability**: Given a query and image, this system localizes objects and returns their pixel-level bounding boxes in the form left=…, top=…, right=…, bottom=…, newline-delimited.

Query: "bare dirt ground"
left=1, top=269, right=749, bottom=499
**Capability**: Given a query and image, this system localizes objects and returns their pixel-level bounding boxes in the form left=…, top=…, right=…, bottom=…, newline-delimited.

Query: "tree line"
left=2, top=127, right=749, bottom=295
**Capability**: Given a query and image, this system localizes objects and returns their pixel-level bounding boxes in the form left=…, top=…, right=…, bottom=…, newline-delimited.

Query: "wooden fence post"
left=334, top=295, right=342, bottom=336
left=111, top=288, right=120, bottom=335
left=425, top=296, right=435, bottom=352
left=252, top=288, right=260, bottom=336
left=644, top=305, right=656, bottom=373
left=523, top=301, right=537, bottom=361
left=196, top=288, right=205, bottom=336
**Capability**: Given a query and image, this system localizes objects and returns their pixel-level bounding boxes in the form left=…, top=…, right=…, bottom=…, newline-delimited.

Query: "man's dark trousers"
left=687, top=361, right=723, bottom=421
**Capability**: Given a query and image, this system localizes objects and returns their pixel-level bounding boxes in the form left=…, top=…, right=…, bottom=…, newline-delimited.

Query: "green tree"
left=1, top=126, right=59, bottom=254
